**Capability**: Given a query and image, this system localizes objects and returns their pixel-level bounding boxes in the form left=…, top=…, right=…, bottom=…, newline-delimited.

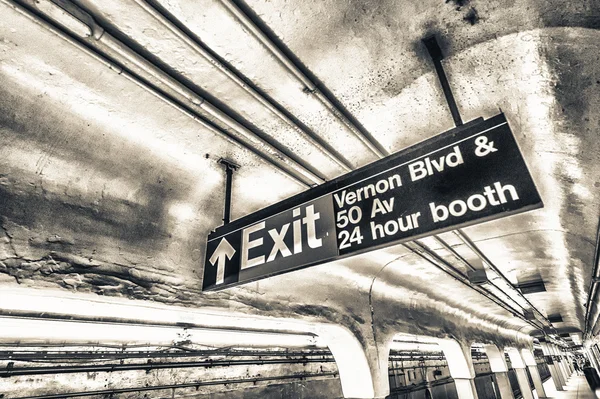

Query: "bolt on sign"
left=203, top=114, right=543, bottom=291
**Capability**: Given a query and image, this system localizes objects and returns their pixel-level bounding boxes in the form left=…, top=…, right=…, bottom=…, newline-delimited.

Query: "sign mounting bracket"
left=218, top=158, right=240, bottom=225
left=423, top=35, right=463, bottom=127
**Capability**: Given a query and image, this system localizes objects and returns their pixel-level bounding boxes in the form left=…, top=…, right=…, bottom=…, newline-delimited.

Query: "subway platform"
left=539, top=375, right=597, bottom=399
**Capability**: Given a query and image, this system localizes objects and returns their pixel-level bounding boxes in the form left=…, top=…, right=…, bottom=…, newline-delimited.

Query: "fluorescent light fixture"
left=548, top=314, right=563, bottom=323
left=467, top=269, right=488, bottom=285
left=523, top=309, right=536, bottom=320
left=0, top=316, right=320, bottom=348
left=516, top=279, right=546, bottom=294
left=390, top=341, right=441, bottom=352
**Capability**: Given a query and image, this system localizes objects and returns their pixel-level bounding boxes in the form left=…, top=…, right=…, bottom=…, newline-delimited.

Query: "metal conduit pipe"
left=9, top=0, right=323, bottom=187
left=405, top=242, right=544, bottom=332
left=134, top=0, right=353, bottom=172
left=411, top=241, right=467, bottom=278
left=420, top=238, right=535, bottom=320
left=12, top=372, right=338, bottom=399
left=216, top=0, right=388, bottom=159
left=454, top=229, right=552, bottom=328
left=432, top=235, right=477, bottom=272
left=404, top=243, right=520, bottom=318
left=0, top=349, right=332, bottom=360
left=584, top=217, right=600, bottom=338
left=0, top=357, right=337, bottom=377
left=413, top=241, right=534, bottom=323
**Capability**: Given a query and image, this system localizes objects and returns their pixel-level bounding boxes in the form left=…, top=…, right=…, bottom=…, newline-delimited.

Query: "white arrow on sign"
left=209, top=237, right=236, bottom=284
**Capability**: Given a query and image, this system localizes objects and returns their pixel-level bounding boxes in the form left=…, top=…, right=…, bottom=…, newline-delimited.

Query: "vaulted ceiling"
left=1, top=0, right=599, bottom=362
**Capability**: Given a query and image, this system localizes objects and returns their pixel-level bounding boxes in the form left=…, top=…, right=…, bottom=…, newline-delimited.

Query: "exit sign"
left=202, top=114, right=542, bottom=291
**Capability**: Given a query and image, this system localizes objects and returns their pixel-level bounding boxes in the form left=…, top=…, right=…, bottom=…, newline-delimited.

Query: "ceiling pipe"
left=9, top=0, right=324, bottom=187
left=454, top=229, right=553, bottom=328
left=216, top=0, right=388, bottom=159
left=413, top=241, right=531, bottom=321
left=432, top=235, right=476, bottom=272
left=403, top=243, right=518, bottom=317
left=0, top=348, right=332, bottom=360
left=134, top=0, right=353, bottom=173
left=98, top=34, right=327, bottom=185
left=420, top=239, right=533, bottom=319
left=0, top=356, right=336, bottom=377
left=402, top=242, right=514, bottom=320
left=405, top=241, right=544, bottom=333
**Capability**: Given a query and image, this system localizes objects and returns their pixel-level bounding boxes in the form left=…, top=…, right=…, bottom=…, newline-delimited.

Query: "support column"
left=564, top=353, right=574, bottom=375
left=551, top=344, right=569, bottom=384
left=316, top=325, right=389, bottom=398
left=506, top=348, right=534, bottom=399
left=540, top=342, right=565, bottom=391
left=563, top=352, right=573, bottom=377
left=483, top=344, right=514, bottom=399
left=521, top=348, right=547, bottom=398
left=561, top=357, right=571, bottom=379
left=593, top=345, right=600, bottom=369
left=552, top=345, right=567, bottom=388
left=587, top=347, right=600, bottom=372
left=563, top=352, right=575, bottom=376
left=590, top=345, right=600, bottom=372
left=438, top=339, right=479, bottom=399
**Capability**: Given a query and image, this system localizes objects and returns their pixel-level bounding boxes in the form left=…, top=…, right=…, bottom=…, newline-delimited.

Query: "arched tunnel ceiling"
left=1, top=0, right=600, bottom=352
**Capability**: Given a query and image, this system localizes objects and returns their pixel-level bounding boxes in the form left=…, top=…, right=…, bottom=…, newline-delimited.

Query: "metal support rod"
left=219, top=159, right=239, bottom=224
left=0, top=348, right=332, bottom=360
left=0, top=357, right=336, bottom=377
left=422, top=35, right=463, bottom=127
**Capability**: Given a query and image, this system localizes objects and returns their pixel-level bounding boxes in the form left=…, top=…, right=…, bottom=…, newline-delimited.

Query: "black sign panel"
left=203, top=114, right=543, bottom=291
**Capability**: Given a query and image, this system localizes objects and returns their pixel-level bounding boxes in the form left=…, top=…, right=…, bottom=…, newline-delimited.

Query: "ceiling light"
left=548, top=314, right=563, bottom=323
left=516, top=279, right=546, bottom=294
left=523, top=309, right=536, bottom=320
left=467, top=269, right=488, bottom=285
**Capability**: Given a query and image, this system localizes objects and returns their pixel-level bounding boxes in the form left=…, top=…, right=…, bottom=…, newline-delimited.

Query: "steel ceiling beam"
left=216, top=0, right=388, bottom=159
left=136, top=0, right=354, bottom=173
left=10, top=0, right=324, bottom=187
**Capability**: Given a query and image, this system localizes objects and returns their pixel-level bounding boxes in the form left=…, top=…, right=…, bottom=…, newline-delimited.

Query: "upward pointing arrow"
left=209, top=238, right=236, bottom=285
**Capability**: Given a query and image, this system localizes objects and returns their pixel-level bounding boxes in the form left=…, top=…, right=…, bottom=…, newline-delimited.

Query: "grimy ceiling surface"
left=1, top=0, right=599, bottom=356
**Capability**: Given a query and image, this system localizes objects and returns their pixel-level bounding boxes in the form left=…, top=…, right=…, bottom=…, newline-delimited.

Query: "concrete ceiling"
left=1, top=0, right=599, bottom=367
